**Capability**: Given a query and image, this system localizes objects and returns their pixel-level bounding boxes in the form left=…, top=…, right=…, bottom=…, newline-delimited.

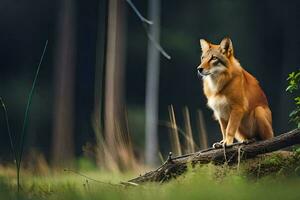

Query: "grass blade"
left=168, top=105, right=182, bottom=156
left=0, top=98, right=18, bottom=164
left=17, top=40, right=48, bottom=191
left=197, top=110, right=208, bottom=149
left=182, top=106, right=195, bottom=153
left=18, top=40, right=48, bottom=163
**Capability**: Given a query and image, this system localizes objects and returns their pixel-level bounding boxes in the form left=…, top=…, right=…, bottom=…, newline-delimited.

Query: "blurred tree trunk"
left=104, top=0, right=127, bottom=162
left=93, top=0, right=108, bottom=147
left=145, top=0, right=161, bottom=166
left=51, top=0, right=76, bottom=167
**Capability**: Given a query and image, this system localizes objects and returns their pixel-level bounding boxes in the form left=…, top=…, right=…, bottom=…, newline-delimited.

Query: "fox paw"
left=242, top=138, right=256, bottom=145
left=212, top=141, right=224, bottom=149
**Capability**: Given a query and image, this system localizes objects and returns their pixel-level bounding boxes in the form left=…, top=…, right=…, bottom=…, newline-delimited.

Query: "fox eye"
left=212, top=56, right=218, bottom=60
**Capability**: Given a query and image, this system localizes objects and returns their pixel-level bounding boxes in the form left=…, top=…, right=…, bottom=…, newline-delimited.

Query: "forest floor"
left=1, top=149, right=300, bottom=200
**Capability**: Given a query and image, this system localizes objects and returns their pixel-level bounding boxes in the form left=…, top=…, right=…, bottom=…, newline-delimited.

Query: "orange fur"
left=198, top=38, right=273, bottom=146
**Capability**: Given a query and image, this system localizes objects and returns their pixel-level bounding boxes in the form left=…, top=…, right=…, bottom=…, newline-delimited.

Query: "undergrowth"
left=1, top=149, right=300, bottom=200
left=286, top=69, right=300, bottom=128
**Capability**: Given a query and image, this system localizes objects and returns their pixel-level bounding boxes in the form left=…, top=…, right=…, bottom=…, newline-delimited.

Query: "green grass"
left=1, top=162, right=300, bottom=200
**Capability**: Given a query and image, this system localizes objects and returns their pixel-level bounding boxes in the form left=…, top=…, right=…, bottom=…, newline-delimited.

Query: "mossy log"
left=127, top=128, right=300, bottom=184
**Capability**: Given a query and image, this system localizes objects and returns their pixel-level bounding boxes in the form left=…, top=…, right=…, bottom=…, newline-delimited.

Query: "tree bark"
left=127, top=129, right=300, bottom=184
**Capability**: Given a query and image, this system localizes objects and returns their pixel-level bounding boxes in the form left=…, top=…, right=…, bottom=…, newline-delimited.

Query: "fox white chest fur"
left=207, top=95, right=230, bottom=120
left=205, top=76, right=231, bottom=120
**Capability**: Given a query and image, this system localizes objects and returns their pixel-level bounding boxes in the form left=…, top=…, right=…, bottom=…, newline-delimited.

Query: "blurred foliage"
left=76, top=157, right=97, bottom=172
left=286, top=69, right=300, bottom=128
left=1, top=153, right=300, bottom=200
left=127, top=106, right=145, bottom=149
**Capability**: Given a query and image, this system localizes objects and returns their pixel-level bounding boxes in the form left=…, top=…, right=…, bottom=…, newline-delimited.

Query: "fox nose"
left=197, top=67, right=204, bottom=77
left=197, top=67, right=204, bottom=74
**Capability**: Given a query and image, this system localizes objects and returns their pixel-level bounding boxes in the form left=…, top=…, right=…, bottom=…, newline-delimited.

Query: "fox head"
left=197, top=37, right=234, bottom=77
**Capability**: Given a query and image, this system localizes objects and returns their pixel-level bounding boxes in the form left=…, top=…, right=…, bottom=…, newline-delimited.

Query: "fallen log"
left=127, top=128, right=300, bottom=184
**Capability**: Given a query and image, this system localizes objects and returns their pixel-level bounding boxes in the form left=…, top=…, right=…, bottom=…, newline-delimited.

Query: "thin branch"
left=64, top=169, right=121, bottom=187
left=125, top=0, right=171, bottom=60
left=143, top=23, right=171, bottom=60
left=125, top=0, right=153, bottom=25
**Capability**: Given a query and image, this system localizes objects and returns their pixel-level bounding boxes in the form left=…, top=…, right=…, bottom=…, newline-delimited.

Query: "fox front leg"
left=213, top=119, right=227, bottom=149
left=224, top=108, right=244, bottom=146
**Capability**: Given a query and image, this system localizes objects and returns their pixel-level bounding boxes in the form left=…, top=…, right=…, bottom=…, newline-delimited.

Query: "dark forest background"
left=0, top=0, right=299, bottom=166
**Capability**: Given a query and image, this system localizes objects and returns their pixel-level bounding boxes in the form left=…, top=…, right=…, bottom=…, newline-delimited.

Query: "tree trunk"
left=145, top=0, right=161, bottom=166
left=127, top=129, right=300, bottom=184
left=93, top=0, right=108, bottom=137
left=51, top=0, right=76, bottom=167
left=104, top=0, right=127, bottom=168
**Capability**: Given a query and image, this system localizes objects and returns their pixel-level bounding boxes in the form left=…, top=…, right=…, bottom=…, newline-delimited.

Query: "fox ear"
left=220, top=37, right=233, bottom=56
left=200, top=39, right=210, bottom=52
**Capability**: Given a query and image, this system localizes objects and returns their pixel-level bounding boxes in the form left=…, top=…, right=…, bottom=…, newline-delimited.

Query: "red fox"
left=197, top=37, right=273, bottom=148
